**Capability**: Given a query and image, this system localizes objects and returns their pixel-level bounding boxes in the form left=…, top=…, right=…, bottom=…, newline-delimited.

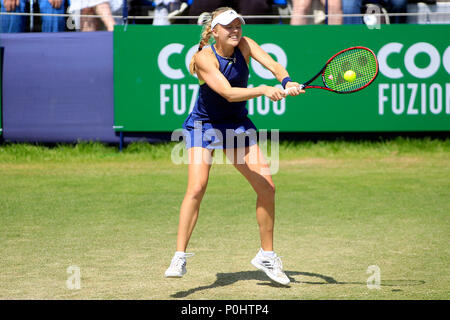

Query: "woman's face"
left=214, top=18, right=242, bottom=47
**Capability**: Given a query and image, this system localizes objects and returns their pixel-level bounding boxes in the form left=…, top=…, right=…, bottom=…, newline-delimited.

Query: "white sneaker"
left=164, top=252, right=194, bottom=278
left=251, top=249, right=290, bottom=285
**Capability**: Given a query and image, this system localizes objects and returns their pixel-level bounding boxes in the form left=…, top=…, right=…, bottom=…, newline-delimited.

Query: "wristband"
left=281, top=77, right=292, bottom=89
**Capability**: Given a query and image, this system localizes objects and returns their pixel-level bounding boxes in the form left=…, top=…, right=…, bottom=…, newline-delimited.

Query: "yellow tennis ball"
left=344, top=70, right=356, bottom=82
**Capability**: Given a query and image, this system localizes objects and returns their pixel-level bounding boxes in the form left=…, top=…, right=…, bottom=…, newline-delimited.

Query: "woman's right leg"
left=176, top=147, right=213, bottom=252
left=290, top=0, right=313, bottom=25
left=80, top=7, right=98, bottom=31
left=165, top=147, right=212, bottom=277
left=95, top=2, right=115, bottom=31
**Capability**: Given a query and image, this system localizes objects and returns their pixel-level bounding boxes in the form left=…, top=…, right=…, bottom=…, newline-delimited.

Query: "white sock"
left=260, top=248, right=276, bottom=258
left=174, top=251, right=186, bottom=258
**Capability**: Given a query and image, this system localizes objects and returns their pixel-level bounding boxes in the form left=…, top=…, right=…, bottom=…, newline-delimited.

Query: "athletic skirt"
left=182, top=115, right=258, bottom=149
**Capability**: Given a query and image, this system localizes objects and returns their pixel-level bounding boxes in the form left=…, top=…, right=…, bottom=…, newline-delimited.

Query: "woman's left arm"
left=239, top=37, right=304, bottom=95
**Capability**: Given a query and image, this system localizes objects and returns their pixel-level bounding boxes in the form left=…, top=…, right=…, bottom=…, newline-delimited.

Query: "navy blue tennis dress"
left=182, top=44, right=257, bottom=149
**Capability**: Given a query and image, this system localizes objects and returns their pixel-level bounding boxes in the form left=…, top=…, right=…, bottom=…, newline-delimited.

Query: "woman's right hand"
left=262, top=86, right=286, bottom=102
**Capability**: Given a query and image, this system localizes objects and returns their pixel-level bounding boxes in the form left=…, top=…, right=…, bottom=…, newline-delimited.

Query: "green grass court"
left=0, top=139, right=449, bottom=299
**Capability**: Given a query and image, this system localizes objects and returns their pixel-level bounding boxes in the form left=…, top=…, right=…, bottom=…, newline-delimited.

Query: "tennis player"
left=164, top=7, right=304, bottom=285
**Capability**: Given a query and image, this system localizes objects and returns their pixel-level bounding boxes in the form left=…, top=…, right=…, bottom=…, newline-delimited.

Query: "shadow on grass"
left=170, top=270, right=425, bottom=298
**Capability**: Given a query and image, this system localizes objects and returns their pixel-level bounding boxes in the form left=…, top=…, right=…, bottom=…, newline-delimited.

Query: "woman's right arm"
left=195, top=51, right=286, bottom=102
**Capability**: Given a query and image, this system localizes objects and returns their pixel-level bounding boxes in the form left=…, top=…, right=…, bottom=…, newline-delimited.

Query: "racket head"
left=312, top=47, right=379, bottom=94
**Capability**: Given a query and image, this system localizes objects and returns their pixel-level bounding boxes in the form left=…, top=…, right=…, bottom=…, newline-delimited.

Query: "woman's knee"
left=186, top=183, right=208, bottom=200
left=257, top=180, right=276, bottom=199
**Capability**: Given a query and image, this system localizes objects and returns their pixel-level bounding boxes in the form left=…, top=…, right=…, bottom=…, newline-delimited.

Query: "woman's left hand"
left=285, top=82, right=305, bottom=96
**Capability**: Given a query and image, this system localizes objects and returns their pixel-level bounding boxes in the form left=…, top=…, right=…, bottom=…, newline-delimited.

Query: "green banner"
left=114, top=24, right=450, bottom=132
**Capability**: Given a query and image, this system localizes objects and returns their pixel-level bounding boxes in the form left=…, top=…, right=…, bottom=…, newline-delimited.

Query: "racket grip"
left=283, top=85, right=304, bottom=95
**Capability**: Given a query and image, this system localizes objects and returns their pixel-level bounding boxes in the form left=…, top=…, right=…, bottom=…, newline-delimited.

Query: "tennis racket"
left=285, top=46, right=378, bottom=94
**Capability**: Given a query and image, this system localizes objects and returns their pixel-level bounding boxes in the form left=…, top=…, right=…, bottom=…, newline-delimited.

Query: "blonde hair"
left=189, top=7, right=235, bottom=75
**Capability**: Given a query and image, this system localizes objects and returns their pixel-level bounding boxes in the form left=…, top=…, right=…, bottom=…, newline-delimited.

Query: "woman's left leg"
left=225, top=144, right=275, bottom=251
left=225, top=144, right=290, bottom=285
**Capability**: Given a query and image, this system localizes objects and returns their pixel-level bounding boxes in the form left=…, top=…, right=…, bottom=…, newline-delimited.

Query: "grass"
left=0, top=138, right=449, bottom=299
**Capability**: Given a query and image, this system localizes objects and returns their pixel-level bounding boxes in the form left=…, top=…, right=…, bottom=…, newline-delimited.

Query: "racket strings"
left=323, top=49, right=377, bottom=93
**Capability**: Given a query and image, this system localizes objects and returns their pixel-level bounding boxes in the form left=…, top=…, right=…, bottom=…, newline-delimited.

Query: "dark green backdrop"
left=114, top=24, right=450, bottom=132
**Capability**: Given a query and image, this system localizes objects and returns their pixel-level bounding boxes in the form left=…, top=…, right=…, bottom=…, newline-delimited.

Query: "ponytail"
left=189, top=19, right=213, bottom=75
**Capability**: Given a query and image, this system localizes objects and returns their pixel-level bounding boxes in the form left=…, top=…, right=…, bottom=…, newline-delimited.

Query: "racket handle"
left=284, top=84, right=305, bottom=95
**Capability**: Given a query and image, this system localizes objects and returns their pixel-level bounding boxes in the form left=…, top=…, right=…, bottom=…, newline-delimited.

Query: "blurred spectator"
left=68, top=0, right=122, bottom=31
left=342, top=0, right=408, bottom=24
left=153, top=0, right=188, bottom=25
left=291, top=0, right=343, bottom=25
left=1, top=0, right=67, bottom=32
left=1, top=0, right=26, bottom=32
left=379, top=0, right=408, bottom=24
left=187, top=0, right=276, bottom=24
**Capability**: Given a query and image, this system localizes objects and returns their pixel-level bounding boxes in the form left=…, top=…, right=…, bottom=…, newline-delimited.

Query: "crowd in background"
left=0, top=0, right=445, bottom=32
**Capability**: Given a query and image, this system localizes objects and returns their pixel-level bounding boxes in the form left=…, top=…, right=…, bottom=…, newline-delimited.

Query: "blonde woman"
left=165, top=7, right=304, bottom=285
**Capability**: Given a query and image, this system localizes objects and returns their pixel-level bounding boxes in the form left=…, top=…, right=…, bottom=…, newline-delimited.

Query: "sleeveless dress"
left=182, top=44, right=257, bottom=149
